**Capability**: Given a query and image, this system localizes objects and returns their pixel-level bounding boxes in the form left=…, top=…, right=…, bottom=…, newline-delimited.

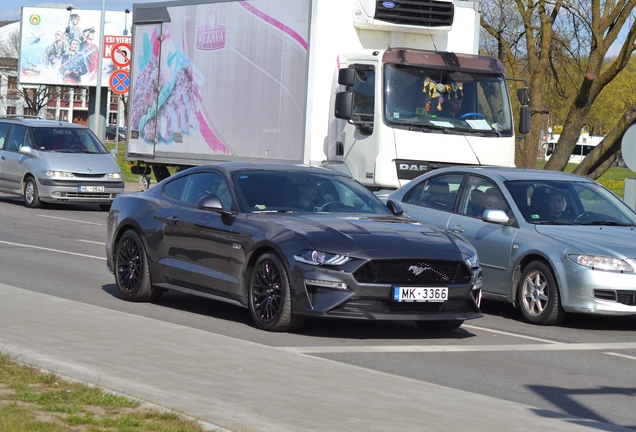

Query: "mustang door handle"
left=450, top=225, right=464, bottom=233
left=166, top=215, right=179, bottom=224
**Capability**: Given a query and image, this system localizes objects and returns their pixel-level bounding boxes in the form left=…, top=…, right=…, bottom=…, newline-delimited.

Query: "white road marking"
left=603, top=352, right=636, bottom=361
left=0, top=240, right=105, bottom=260
left=76, top=240, right=104, bottom=245
left=38, top=215, right=104, bottom=226
left=282, top=342, right=636, bottom=354
left=462, top=324, right=565, bottom=344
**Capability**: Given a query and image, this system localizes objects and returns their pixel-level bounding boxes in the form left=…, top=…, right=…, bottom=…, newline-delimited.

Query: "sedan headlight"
left=294, top=250, right=351, bottom=266
left=106, top=172, right=122, bottom=179
left=43, top=170, right=74, bottom=178
left=568, top=254, right=634, bottom=273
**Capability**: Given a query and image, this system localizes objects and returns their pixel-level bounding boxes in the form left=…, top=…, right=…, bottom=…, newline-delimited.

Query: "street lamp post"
left=90, top=0, right=107, bottom=141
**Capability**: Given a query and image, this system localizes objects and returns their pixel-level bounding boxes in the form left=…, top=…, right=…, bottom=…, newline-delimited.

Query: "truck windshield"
left=383, top=64, right=513, bottom=137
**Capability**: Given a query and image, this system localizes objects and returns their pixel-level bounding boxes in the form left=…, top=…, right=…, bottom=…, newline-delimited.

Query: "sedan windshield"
left=505, top=180, right=636, bottom=225
left=234, top=171, right=393, bottom=215
left=31, top=127, right=108, bottom=154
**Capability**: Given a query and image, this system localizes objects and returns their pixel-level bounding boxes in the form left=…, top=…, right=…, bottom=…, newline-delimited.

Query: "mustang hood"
left=275, top=214, right=465, bottom=259
left=535, top=225, right=636, bottom=259
left=39, top=152, right=121, bottom=174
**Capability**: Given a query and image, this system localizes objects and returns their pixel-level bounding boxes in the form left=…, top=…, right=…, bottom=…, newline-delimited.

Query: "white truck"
left=126, top=0, right=529, bottom=191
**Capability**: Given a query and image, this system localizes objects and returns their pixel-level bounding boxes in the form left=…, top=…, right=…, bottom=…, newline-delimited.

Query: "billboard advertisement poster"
left=19, top=7, right=131, bottom=87
left=127, top=2, right=309, bottom=160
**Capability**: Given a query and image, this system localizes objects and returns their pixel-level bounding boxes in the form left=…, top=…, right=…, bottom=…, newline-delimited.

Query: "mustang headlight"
left=43, top=170, right=74, bottom=178
left=294, top=250, right=351, bottom=266
left=465, top=254, right=480, bottom=270
left=568, top=254, right=634, bottom=273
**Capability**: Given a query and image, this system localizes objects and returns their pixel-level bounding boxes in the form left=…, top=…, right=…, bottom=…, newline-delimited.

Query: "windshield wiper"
left=252, top=209, right=299, bottom=214
left=578, top=220, right=633, bottom=226
left=532, top=220, right=574, bottom=225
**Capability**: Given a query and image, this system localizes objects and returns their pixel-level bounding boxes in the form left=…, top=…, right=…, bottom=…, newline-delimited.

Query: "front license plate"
left=393, top=286, right=448, bottom=302
left=79, top=186, right=105, bottom=192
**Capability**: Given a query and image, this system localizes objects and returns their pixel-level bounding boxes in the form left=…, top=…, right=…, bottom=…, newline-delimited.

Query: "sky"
left=2, top=0, right=159, bottom=21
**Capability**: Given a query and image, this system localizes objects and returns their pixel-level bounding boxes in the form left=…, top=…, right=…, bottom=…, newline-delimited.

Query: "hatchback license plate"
left=79, top=186, right=105, bottom=192
left=393, top=287, right=448, bottom=302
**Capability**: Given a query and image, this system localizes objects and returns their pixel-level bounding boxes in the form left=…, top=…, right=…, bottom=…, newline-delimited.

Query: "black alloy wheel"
left=115, top=230, right=162, bottom=302
left=249, top=252, right=304, bottom=332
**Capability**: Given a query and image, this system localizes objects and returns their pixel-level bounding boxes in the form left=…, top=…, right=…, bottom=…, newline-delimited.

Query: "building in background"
left=0, top=11, right=128, bottom=131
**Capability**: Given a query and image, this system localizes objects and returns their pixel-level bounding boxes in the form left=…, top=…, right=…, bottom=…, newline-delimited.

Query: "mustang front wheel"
left=115, top=230, right=162, bottom=302
left=249, top=252, right=304, bottom=332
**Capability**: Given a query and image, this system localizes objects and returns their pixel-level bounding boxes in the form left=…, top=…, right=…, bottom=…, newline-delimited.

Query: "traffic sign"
left=111, top=42, right=132, bottom=68
left=109, top=70, right=130, bottom=95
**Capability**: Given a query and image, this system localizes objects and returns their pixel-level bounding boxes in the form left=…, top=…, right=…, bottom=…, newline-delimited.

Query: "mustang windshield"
left=384, top=64, right=513, bottom=137
left=235, top=171, right=393, bottom=215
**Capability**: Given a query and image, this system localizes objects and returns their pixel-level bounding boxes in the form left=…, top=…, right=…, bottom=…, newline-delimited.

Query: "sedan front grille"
left=72, top=173, right=108, bottom=178
left=375, top=0, right=454, bottom=27
left=353, top=259, right=471, bottom=285
left=617, top=291, right=636, bottom=306
left=63, top=192, right=116, bottom=199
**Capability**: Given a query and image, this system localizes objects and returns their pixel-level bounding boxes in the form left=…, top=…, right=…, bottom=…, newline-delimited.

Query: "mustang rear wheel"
left=416, top=320, right=464, bottom=331
left=249, top=252, right=304, bottom=332
left=115, top=230, right=162, bottom=302
left=517, top=261, right=564, bottom=325
left=24, top=177, right=41, bottom=208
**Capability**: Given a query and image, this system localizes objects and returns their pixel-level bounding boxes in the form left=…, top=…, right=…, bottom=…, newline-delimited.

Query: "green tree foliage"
left=481, top=0, right=636, bottom=178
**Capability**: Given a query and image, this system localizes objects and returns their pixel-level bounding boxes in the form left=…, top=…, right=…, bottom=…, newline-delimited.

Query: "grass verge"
left=0, top=352, right=210, bottom=432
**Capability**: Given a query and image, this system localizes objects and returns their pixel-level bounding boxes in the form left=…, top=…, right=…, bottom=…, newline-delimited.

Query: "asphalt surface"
left=0, top=182, right=632, bottom=431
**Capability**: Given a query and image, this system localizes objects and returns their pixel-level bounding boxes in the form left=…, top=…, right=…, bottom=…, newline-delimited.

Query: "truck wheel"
left=416, top=320, right=464, bottom=331
left=24, top=177, right=41, bottom=208
left=249, top=252, right=304, bottom=332
left=115, top=230, right=162, bottom=302
left=517, top=261, right=565, bottom=325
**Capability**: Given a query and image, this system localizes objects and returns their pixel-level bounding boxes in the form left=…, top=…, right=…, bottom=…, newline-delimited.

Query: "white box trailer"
left=127, top=0, right=529, bottom=190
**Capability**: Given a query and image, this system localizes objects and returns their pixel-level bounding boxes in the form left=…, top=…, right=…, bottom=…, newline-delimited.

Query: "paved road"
left=0, top=282, right=631, bottom=432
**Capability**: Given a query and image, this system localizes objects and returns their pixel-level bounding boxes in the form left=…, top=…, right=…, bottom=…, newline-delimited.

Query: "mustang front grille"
left=353, top=259, right=471, bottom=284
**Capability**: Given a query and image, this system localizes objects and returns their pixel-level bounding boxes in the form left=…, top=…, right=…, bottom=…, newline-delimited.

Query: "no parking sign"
left=109, top=69, right=129, bottom=95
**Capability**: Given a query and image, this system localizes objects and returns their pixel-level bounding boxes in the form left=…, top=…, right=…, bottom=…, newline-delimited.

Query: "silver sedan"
left=387, top=166, right=636, bottom=325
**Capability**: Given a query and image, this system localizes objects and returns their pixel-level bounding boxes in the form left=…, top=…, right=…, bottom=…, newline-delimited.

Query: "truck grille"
left=375, top=0, right=454, bottom=27
left=353, top=259, right=471, bottom=284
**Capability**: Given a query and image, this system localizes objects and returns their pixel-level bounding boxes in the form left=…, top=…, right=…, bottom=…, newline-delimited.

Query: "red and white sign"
left=110, top=42, right=132, bottom=68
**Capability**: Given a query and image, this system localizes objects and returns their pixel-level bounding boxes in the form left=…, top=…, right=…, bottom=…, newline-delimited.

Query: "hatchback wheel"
left=115, top=230, right=162, bottom=302
left=517, top=261, right=565, bottom=325
left=248, top=252, right=304, bottom=332
left=24, top=177, right=41, bottom=208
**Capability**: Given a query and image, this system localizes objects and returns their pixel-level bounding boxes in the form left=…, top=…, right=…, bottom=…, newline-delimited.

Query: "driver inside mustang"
left=297, top=178, right=318, bottom=211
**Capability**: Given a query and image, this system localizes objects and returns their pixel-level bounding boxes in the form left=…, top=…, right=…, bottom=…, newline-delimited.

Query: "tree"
left=17, top=85, right=60, bottom=117
left=481, top=0, right=636, bottom=177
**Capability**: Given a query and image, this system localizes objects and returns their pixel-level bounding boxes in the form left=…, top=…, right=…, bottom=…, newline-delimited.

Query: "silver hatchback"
left=388, top=167, right=636, bottom=325
left=0, top=118, right=124, bottom=210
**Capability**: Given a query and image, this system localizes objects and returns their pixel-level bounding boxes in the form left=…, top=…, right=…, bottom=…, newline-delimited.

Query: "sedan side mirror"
left=482, top=209, right=509, bottom=224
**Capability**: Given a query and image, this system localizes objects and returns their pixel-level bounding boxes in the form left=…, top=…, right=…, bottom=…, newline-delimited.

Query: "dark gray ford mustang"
left=106, top=163, right=482, bottom=332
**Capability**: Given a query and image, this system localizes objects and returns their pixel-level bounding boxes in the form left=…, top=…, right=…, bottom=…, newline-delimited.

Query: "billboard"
left=19, top=7, right=131, bottom=87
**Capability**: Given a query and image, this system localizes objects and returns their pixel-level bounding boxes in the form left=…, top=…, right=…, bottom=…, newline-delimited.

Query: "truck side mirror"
left=334, top=92, right=353, bottom=120
left=338, top=68, right=356, bottom=87
left=518, top=105, right=530, bottom=135
left=517, top=87, right=530, bottom=105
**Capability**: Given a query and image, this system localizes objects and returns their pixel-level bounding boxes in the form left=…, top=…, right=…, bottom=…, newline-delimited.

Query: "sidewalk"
left=0, top=283, right=630, bottom=432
